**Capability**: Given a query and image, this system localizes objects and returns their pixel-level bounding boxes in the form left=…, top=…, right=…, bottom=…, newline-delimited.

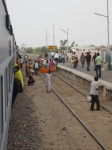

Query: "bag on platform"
left=87, top=96, right=91, bottom=102
left=28, top=76, right=35, bottom=85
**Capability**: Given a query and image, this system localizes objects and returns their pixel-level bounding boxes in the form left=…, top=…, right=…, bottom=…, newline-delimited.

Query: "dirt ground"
left=8, top=67, right=103, bottom=150
left=8, top=64, right=112, bottom=150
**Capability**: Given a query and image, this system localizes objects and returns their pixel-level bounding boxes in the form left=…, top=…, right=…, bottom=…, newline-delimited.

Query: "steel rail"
left=40, top=74, right=107, bottom=150
left=53, top=73, right=112, bottom=114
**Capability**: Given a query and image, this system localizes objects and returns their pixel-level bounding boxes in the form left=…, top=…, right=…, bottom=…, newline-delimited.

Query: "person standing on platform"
left=90, top=76, right=101, bottom=111
left=45, top=52, right=48, bottom=58
left=51, top=51, right=55, bottom=60
left=85, top=52, right=91, bottom=71
left=61, top=51, right=65, bottom=64
left=54, top=51, right=59, bottom=67
left=92, top=52, right=97, bottom=71
left=95, top=53, right=102, bottom=78
left=80, top=53, right=85, bottom=68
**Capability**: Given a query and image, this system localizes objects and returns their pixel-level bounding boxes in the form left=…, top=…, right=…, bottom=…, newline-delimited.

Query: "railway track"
left=53, top=72, right=112, bottom=115
left=30, top=54, right=112, bottom=149
left=41, top=73, right=107, bottom=150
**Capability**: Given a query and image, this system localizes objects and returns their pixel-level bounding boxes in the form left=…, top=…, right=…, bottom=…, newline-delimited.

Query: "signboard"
left=48, top=46, right=57, bottom=50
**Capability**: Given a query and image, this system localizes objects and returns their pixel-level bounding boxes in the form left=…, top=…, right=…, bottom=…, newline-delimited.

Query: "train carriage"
left=0, top=0, right=17, bottom=150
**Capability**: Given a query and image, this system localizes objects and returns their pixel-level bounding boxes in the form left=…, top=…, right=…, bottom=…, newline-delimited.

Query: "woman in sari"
left=49, top=59, right=54, bottom=72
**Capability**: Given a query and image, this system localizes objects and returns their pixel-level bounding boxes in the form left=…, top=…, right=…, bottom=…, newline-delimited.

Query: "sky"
left=6, top=0, right=112, bottom=48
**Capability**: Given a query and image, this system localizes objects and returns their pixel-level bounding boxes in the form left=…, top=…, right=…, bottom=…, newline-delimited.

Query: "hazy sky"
left=6, top=0, right=112, bottom=47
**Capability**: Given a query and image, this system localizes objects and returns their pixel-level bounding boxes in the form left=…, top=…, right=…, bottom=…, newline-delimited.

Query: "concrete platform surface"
left=60, top=62, right=112, bottom=83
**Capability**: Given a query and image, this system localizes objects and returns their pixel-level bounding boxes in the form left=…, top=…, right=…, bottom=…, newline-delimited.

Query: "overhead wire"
left=76, top=30, right=107, bottom=42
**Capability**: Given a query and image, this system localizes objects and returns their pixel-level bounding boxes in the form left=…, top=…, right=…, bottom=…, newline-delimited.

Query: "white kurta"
left=45, top=73, right=52, bottom=90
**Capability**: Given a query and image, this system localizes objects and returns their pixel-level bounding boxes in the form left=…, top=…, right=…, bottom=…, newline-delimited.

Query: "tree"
left=25, top=47, right=33, bottom=53
left=41, top=46, right=46, bottom=53
left=60, top=46, right=71, bottom=51
left=60, top=40, right=68, bottom=46
left=71, top=41, right=75, bottom=47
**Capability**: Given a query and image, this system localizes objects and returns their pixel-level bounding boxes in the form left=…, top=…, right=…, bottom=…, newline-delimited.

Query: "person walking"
left=95, top=53, right=102, bottom=78
left=45, top=70, right=52, bottom=93
left=90, top=76, right=101, bottom=111
left=49, top=59, right=54, bottom=72
left=27, top=66, right=35, bottom=86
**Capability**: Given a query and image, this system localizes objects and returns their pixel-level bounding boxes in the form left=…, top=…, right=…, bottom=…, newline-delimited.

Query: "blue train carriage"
left=0, top=0, right=17, bottom=150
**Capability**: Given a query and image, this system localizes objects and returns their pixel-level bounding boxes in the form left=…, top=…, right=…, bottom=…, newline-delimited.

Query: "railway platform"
left=58, top=62, right=112, bottom=114
left=59, top=62, right=112, bottom=83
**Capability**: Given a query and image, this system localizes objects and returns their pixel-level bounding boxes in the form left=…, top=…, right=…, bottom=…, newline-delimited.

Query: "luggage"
left=40, top=68, right=49, bottom=74
left=28, top=76, right=35, bottom=86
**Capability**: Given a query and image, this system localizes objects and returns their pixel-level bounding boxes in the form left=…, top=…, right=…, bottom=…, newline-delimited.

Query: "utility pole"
left=53, top=24, right=55, bottom=51
left=60, top=28, right=69, bottom=51
left=46, top=30, right=49, bottom=52
left=46, top=30, right=47, bottom=51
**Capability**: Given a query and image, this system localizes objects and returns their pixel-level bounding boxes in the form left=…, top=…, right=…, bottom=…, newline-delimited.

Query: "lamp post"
left=94, top=0, right=109, bottom=46
left=60, top=28, right=69, bottom=51
left=94, top=0, right=110, bottom=70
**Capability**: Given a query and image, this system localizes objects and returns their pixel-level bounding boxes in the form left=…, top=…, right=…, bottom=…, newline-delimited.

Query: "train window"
left=8, top=63, right=11, bottom=92
left=9, top=40, right=11, bottom=56
left=0, top=76, right=3, bottom=146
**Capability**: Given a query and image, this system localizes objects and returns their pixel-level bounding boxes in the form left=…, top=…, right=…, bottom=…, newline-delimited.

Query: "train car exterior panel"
left=0, top=0, right=16, bottom=150
left=0, top=0, right=14, bottom=64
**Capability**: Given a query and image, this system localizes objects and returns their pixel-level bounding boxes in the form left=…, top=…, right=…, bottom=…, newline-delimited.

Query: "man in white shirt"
left=90, top=76, right=100, bottom=111
left=34, top=61, right=38, bottom=76
left=51, top=51, right=55, bottom=59
left=54, top=52, right=59, bottom=67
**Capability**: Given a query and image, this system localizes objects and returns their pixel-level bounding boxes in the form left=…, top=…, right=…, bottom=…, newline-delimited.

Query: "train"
left=0, top=0, right=17, bottom=150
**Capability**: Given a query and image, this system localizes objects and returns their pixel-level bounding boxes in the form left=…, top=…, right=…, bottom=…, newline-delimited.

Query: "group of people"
left=12, top=52, right=102, bottom=112
left=66, top=50, right=102, bottom=78
left=24, top=54, right=56, bottom=93
left=81, top=52, right=102, bottom=78
left=50, top=50, right=102, bottom=111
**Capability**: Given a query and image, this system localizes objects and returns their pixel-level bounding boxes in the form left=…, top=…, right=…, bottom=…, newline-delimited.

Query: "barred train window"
left=0, top=76, right=3, bottom=146
left=8, top=63, right=10, bottom=92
